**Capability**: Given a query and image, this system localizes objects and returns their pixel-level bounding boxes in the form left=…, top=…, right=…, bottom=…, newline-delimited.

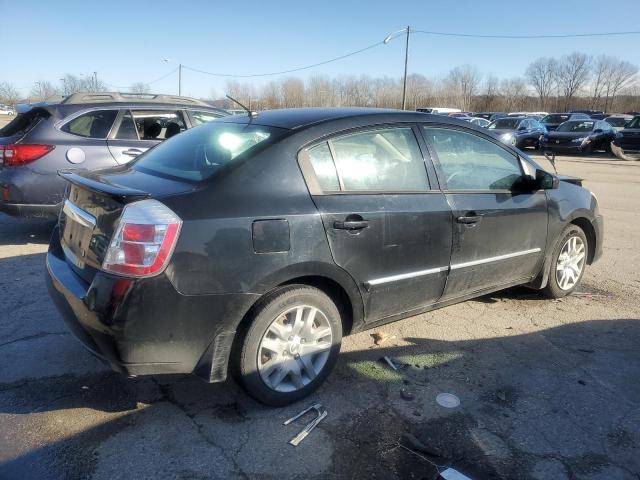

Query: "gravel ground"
left=0, top=153, right=639, bottom=480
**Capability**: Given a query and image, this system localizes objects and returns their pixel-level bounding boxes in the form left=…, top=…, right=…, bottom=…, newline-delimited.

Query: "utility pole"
left=93, top=71, right=98, bottom=91
left=402, top=25, right=410, bottom=111
left=179, top=64, right=182, bottom=96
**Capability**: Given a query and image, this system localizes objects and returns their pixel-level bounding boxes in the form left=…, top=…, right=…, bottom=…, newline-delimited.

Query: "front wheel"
left=542, top=225, right=588, bottom=298
left=237, top=286, right=342, bottom=406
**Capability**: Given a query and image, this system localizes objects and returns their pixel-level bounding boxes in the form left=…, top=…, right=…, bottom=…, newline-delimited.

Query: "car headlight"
left=500, top=133, right=514, bottom=142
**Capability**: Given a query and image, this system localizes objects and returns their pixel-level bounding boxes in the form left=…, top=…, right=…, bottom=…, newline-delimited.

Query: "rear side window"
left=329, top=127, right=429, bottom=192
left=306, top=143, right=340, bottom=191
left=191, top=110, right=224, bottom=126
left=424, top=127, right=523, bottom=190
left=132, top=122, right=286, bottom=181
left=61, top=110, right=117, bottom=138
left=130, top=110, right=186, bottom=140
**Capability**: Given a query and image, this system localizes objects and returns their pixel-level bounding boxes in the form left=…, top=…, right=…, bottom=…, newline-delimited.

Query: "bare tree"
left=30, top=80, right=59, bottom=101
left=0, top=82, right=21, bottom=105
left=526, top=57, right=557, bottom=110
left=476, top=75, right=501, bottom=111
left=501, top=77, right=528, bottom=112
left=445, top=65, right=481, bottom=110
left=602, top=58, right=638, bottom=111
left=556, top=52, right=591, bottom=110
left=130, top=82, right=151, bottom=94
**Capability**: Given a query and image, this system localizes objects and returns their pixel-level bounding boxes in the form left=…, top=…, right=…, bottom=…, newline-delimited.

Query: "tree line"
left=1, top=52, right=638, bottom=113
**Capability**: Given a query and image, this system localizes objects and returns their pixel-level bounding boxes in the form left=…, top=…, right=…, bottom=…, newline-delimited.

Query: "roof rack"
left=60, top=92, right=210, bottom=106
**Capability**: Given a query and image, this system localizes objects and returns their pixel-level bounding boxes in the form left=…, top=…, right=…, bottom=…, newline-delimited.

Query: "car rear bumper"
left=0, top=200, right=61, bottom=218
left=45, top=227, right=259, bottom=381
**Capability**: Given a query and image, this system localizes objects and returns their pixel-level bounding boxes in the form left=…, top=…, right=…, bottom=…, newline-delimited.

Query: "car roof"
left=217, top=107, right=464, bottom=130
left=46, top=102, right=228, bottom=119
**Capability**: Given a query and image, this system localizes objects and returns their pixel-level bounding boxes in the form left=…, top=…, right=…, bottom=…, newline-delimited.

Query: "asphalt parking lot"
left=1, top=152, right=639, bottom=480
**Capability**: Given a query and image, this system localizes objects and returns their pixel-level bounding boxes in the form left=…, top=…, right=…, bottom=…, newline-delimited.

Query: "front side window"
left=191, top=110, right=224, bottom=126
left=133, top=122, right=285, bottom=181
left=329, top=127, right=429, bottom=191
left=61, top=110, right=117, bottom=138
left=423, top=127, right=523, bottom=191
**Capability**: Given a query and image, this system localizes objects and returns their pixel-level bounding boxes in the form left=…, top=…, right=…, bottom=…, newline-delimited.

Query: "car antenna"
left=226, top=94, right=257, bottom=118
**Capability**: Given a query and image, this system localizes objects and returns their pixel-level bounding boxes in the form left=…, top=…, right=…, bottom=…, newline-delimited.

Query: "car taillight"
left=102, top=199, right=182, bottom=277
left=2, top=144, right=55, bottom=166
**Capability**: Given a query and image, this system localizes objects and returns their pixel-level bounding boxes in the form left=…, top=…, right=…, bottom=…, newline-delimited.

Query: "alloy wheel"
left=258, top=305, right=333, bottom=392
left=555, top=236, right=586, bottom=290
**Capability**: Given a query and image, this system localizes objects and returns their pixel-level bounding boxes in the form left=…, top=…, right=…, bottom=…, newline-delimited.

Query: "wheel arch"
left=570, top=217, right=596, bottom=264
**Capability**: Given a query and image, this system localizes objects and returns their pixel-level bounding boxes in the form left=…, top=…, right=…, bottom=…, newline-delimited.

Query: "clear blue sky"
left=2, top=0, right=640, bottom=98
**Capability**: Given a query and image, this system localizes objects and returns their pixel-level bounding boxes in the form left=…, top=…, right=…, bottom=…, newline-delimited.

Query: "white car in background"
left=0, top=104, right=15, bottom=115
left=605, top=114, right=634, bottom=132
left=467, top=117, right=491, bottom=127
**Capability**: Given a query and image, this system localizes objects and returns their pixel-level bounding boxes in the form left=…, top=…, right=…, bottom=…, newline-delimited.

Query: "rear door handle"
left=333, top=220, right=369, bottom=230
left=123, top=148, right=143, bottom=157
left=456, top=215, right=482, bottom=225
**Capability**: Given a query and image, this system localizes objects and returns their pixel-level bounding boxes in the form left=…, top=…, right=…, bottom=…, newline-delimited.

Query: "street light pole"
left=402, top=26, right=410, bottom=110
left=384, top=26, right=411, bottom=110
left=179, top=63, right=182, bottom=96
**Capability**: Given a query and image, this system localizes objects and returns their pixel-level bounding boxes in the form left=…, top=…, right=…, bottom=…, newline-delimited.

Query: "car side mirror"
left=536, top=169, right=559, bottom=189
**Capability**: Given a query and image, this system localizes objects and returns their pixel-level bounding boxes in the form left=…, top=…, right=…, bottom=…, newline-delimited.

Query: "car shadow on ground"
left=1, top=318, right=638, bottom=479
left=0, top=214, right=55, bottom=246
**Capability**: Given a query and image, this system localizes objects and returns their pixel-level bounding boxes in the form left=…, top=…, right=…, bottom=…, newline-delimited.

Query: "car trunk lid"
left=58, top=168, right=195, bottom=283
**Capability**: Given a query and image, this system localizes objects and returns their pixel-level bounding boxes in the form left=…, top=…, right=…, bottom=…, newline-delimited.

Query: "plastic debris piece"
left=382, top=356, right=398, bottom=371
left=440, top=467, right=473, bottom=480
left=436, top=392, right=460, bottom=408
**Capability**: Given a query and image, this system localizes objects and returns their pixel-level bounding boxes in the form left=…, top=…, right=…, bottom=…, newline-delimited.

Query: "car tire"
left=542, top=225, right=588, bottom=298
left=237, top=285, right=342, bottom=406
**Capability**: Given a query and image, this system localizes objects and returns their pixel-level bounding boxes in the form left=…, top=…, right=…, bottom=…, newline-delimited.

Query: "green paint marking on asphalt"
left=349, top=351, right=463, bottom=381
left=349, top=360, right=403, bottom=381
left=397, top=351, right=464, bottom=369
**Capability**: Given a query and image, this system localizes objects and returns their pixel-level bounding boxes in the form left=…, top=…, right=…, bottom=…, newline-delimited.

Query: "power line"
left=412, top=29, right=640, bottom=39
left=181, top=41, right=384, bottom=78
left=177, top=29, right=640, bottom=80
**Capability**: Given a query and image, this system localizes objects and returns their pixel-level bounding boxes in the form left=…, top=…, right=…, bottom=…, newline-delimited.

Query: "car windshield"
left=132, top=122, right=287, bottom=181
left=606, top=117, right=630, bottom=127
left=488, top=118, right=520, bottom=129
left=542, top=114, right=570, bottom=123
left=556, top=121, right=595, bottom=133
left=624, top=116, right=640, bottom=129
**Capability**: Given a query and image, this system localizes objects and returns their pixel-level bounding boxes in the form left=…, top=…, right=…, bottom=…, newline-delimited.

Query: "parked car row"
left=417, top=107, right=640, bottom=158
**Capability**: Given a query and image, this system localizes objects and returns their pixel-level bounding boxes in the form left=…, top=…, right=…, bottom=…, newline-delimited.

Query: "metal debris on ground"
left=436, top=392, right=461, bottom=408
left=283, top=402, right=327, bottom=446
left=400, top=387, right=415, bottom=401
left=370, top=332, right=397, bottom=345
left=382, top=355, right=398, bottom=371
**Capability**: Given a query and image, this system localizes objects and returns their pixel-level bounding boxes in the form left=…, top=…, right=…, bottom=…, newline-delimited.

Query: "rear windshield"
left=605, top=117, right=630, bottom=127
left=132, top=122, right=287, bottom=181
left=542, top=114, right=570, bottom=123
left=0, top=108, right=50, bottom=138
left=556, top=121, right=594, bottom=132
left=488, top=118, right=519, bottom=129
left=626, top=116, right=640, bottom=129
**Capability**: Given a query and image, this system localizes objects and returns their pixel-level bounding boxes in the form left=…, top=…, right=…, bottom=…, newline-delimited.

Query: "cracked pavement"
left=1, top=154, right=639, bottom=479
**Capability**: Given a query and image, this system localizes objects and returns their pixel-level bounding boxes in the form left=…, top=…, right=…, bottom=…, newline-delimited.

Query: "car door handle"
left=333, top=220, right=369, bottom=230
left=122, top=149, right=143, bottom=157
left=456, top=214, right=482, bottom=225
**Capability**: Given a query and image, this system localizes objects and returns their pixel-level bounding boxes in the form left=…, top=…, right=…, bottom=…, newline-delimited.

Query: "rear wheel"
left=542, top=225, right=588, bottom=298
left=237, top=286, right=342, bottom=406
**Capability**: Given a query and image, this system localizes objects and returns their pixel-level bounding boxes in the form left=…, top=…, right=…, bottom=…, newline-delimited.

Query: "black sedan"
left=46, top=108, right=603, bottom=405
left=486, top=116, right=547, bottom=149
left=541, top=113, right=590, bottom=131
left=611, top=115, right=640, bottom=161
left=540, top=119, right=617, bottom=154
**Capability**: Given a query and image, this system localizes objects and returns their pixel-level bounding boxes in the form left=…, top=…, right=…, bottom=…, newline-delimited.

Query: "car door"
left=421, top=125, right=548, bottom=301
left=107, top=109, right=187, bottom=164
left=299, top=125, right=453, bottom=322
